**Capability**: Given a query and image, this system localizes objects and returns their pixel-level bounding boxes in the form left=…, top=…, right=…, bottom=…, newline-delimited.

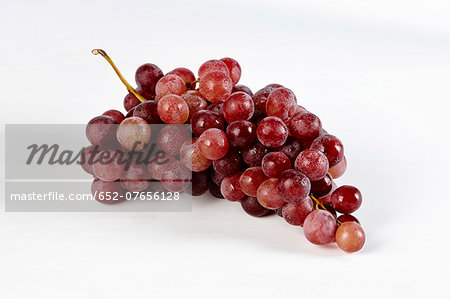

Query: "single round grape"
left=239, top=167, right=268, bottom=197
left=212, top=147, right=242, bottom=177
left=191, top=110, right=225, bottom=137
left=282, top=197, right=314, bottom=226
left=331, top=185, right=362, bottom=214
left=256, top=178, right=285, bottom=209
left=277, top=169, right=311, bottom=203
left=303, top=210, right=337, bottom=245
left=157, top=94, right=189, bottom=124
left=336, top=222, right=365, bottom=253
left=226, top=120, right=256, bottom=148
left=223, top=92, right=255, bottom=123
left=221, top=172, right=245, bottom=202
left=294, top=149, right=329, bottom=181
left=103, top=109, right=125, bottom=123
left=160, top=160, right=191, bottom=192
left=92, top=150, right=125, bottom=182
left=197, top=128, right=229, bottom=160
left=120, top=160, right=150, bottom=192
left=328, top=156, right=347, bottom=179
left=256, top=116, right=288, bottom=148
left=310, top=134, right=344, bottom=168
left=266, top=87, right=296, bottom=121
left=208, top=179, right=225, bottom=198
left=133, top=101, right=162, bottom=124
left=124, top=92, right=142, bottom=112
left=86, top=115, right=117, bottom=146
left=207, top=100, right=224, bottom=115
left=241, top=196, right=270, bottom=217
left=198, top=59, right=230, bottom=79
left=337, top=214, right=360, bottom=224
left=220, top=57, right=241, bottom=85
left=310, top=173, right=333, bottom=198
left=167, top=67, right=196, bottom=88
left=261, top=151, right=291, bottom=178
left=250, top=110, right=266, bottom=125
left=232, top=84, right=253, bottom=96
left=148, top=154, right=176, bottom=180
left=91, top=179, right=124, bottom=204
left=289, top=112, right=322, bottom=141
left=274, top=136, right=304, bottom=162
left=116, top=117, right=151, bottom=151
left=135, top=63, right=164, bottom=96
left=180, top=138, right=212, bottom=172
left=210, top=168, right=226, bottom=186
left=155, top=74, right=187, bottom=100
left=187, top=170, right=209, bottom=196
left=241, top=141, right=270, bottom=167
left=199, top=71, right=233, bottom=102
left=157, top=125, right=190, bottom=156
left=252, top=86, right=276, bottom=114
left=181, top=90, right=208, bottom=121
left=316, top=181, right=338, bottom=203
left=80, top=145, right=100, bottom=175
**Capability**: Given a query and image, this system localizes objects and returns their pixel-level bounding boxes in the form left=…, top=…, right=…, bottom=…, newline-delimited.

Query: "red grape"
left=274, top=136, right=304, bottom=162
left=207, top=100, right=224, bottom=115
left=335, top=222, right=365, bottom=253
left=187, top=170, right=209, bottom=196
left=124, top=92, right=142, bottom=112
left=310, top=173, right=333, bottom=198
left=148, top=154, right=176, bottom=180
left=223, top=92, right=255, bottom=123
left=266, top=87, right=296, bottom=121
left=103, top=109, right=125, bottom=123
left=221, top=172, right=245, bottom=202
left=256, top=178, right=284, bottom=209
left=197, top=128, right=229, bottom=160
left=241, top=141, right=270, bottom=167
left=210, top=168, right=226, bottom=186
left=212, top=147, right=242, bottom=177
left=80, top=145, right=100, bottom=175
left=92, top=150, right=125, bottom=182
left=86, top=115, right=117, bottom=146
left=133, top=101, right=162, bottom=124
left=160, top=160, right=191, bottom=192
left=261, top=151, right=291, bottom=178
left=181, top=90, right=208, bottom=121
left=157, top=94, right=189, bottom=124
left=209, top=180, right=225, bottom=198
left=282, top=197, right=314, bottom=226
left=199, top=71, right=233, bottom=102
left=277, top=169, right=311, bottom=203
left=198, top=59, right=230, bottom=79
left=294, top=149, right=329, bottom=181
left=239, top=167, right=268, bottom=197
left=331, top=185, right=362, bottom=214
left=116, top=117, right=151, bottom=151
left=256, top=116, right=289, bottom=148
left=220, top=57, right=241, bottom=85
left=252, top=86, right=275, bottom=114
left=226, top=120, right=256, bottom=148
left=328, top=156, right=347, bottom=179
left=155, top=74, right=187, bottom=100
left=167, top=67, right=196, bottom=88
left=303, top=210, right=337, bottom=245
left=180, top=138, right=212, bottom=172
left=91, top=179, right=124, bottom=204
left=289, top=112, right=322, bottom=141
left=157, top=124, right=190, bottom=156
left=310, top=134, right=344, bottom=168
left=232, top=85, right=253, bottom=96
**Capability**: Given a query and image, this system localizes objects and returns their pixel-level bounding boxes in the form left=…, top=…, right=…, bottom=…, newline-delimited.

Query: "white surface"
left=1, top=0, right=450, bottom=298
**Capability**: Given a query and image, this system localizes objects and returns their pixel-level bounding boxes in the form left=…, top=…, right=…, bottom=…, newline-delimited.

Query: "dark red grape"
left=226, top=120, right=256, bottom=148
left=133, top=101, right=162, bottom=124
left=310, top=173, right=333, bottom=198
left=103, top=109, right=125, bottom=123
left=331, top=185, right=362, bottom=214
left=210, top=168, right=226, bottom=186
left=124, top=92, right=142, bottom=112
left=232, top=85, right=253, bottom=96
left=135, top=63, right=164, bottom=96
left=212, top=147, right=242, bottom=177
left=208, top=179, right=225, bottom=198
left=207, top=100, right=224, bottom=115
left=289, top=112, right=322, bottom=141
left=86, top=115, right=117, bottom=146
left=274, top=136, right=304, bottom=162
left=221, top=172, right=245, bottom=202
left=241, top=141, right=270, bottom=167
left=191, top=110, right=225, bottom=137
left=187, top=170, right=209, bottom=196
left=241, top=196, right=270, bottom=217
left=337, top=214, right=360, bottom=224
left=252, top=86, right=275, bottom=114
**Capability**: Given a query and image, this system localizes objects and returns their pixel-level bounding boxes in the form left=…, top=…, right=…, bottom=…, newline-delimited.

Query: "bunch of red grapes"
left=83, top=50, right=365, bottom=253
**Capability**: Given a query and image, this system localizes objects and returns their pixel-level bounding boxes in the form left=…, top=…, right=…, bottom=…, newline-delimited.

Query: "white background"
left=1, top=0, right=450, bottom=298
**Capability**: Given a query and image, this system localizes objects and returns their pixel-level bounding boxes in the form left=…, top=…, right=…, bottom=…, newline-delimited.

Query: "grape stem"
left=92, top=49, right=148, bottom=103
left=186, top=78, right=200, bottom=89
left=310, top=194, right=342, bottom=226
